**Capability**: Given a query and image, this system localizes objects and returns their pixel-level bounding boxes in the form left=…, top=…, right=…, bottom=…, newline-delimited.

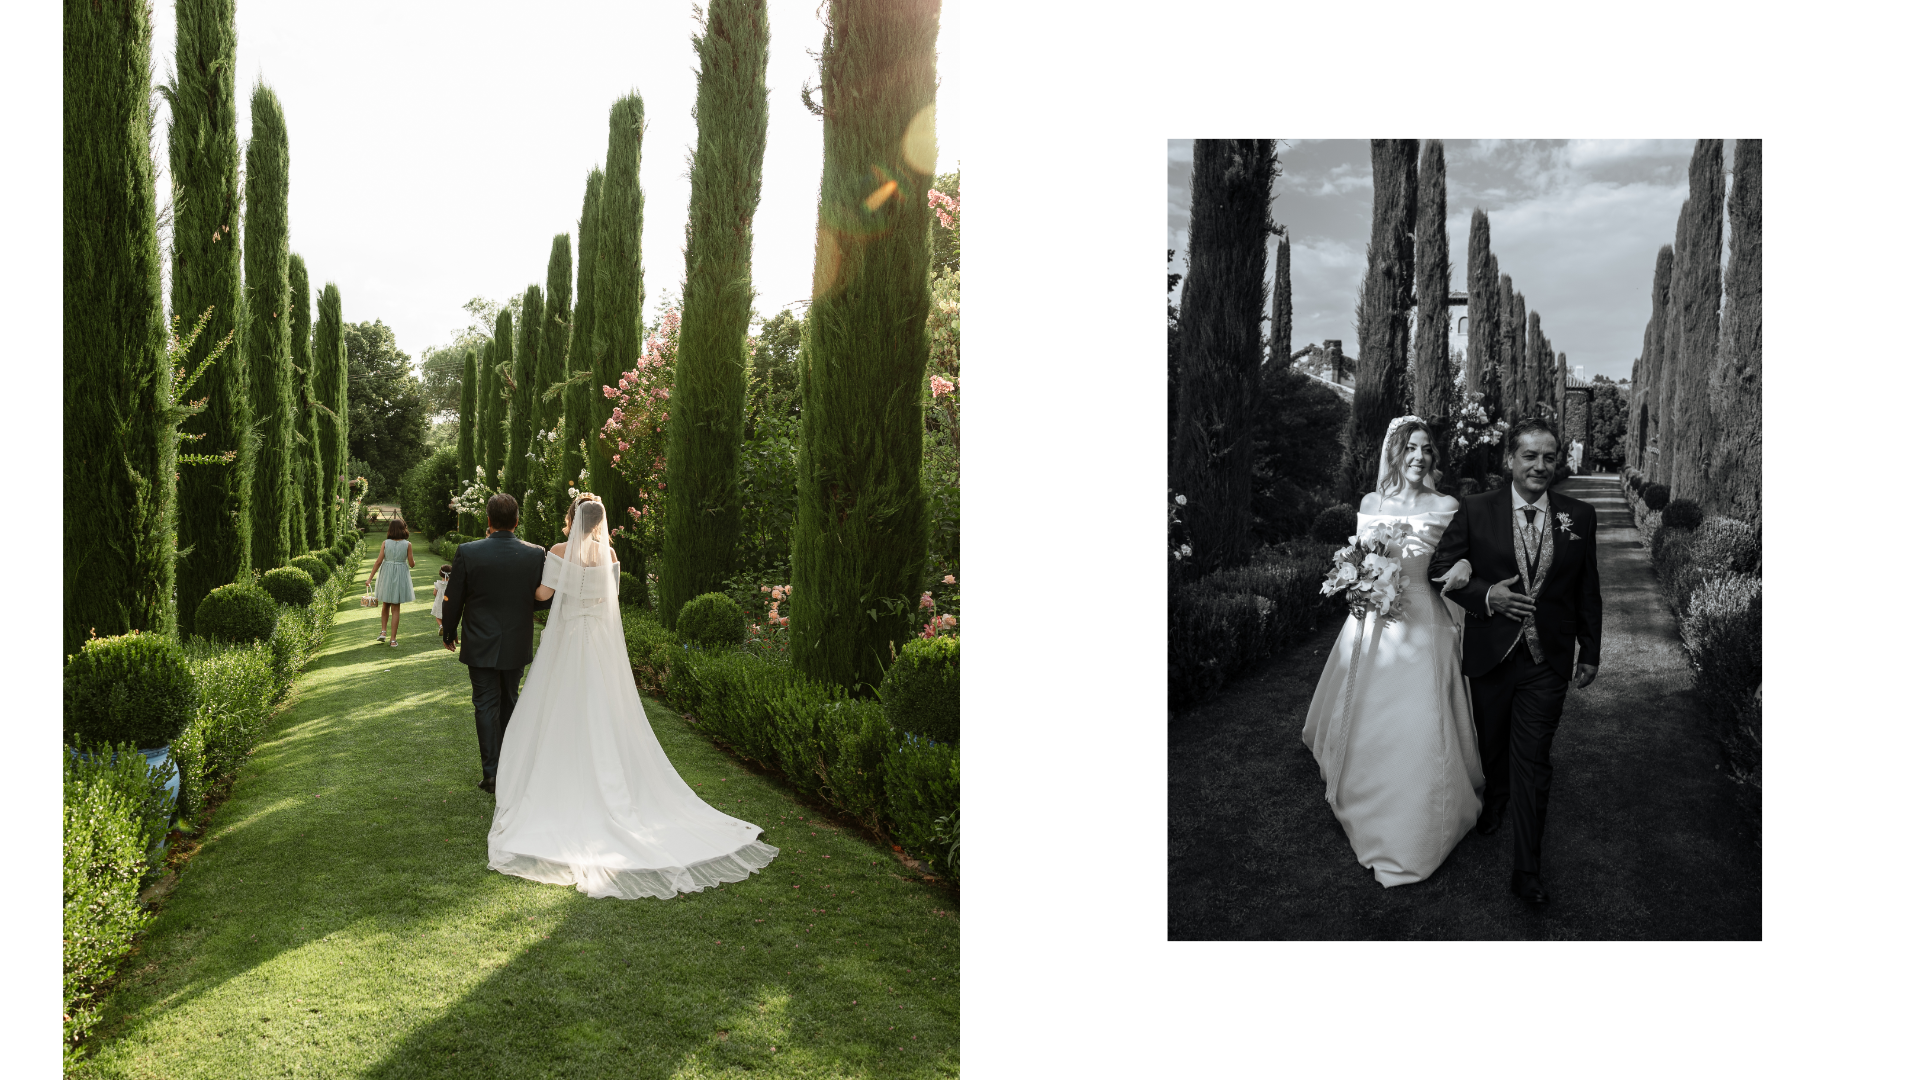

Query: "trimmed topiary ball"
left=1690, top=517, right=1759, bottom=575
left=1642, top=482, right=1670, bottom=511
left=1663, top=497, right=1704, bottom=531
left=195, top=582, right=280, bottom=643
left=676, top=592, right=747, bottom=649
left=64, top=631, right=200, bottom=749
left=880, top=635, right=959, bottom=746
left=259, top=566, right=316, bottom=608
left=1311, top=503, right=1358, bottom=544
left=291, top=555, right=331, bottom=588
left=313, top=549, right=339, bottom=571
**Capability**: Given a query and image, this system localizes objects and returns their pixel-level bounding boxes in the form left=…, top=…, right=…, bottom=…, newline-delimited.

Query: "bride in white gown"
left=488, top=497, right=779, bottom=899
left=1300, top=417, right=1482, bottom=887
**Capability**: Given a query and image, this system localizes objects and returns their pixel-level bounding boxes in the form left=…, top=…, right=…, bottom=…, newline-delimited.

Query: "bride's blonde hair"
left=1375, top=416, right=1434, bottom=499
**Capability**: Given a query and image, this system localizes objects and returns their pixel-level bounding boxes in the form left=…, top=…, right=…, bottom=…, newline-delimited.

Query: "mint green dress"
left=374, top=539, right=416, bottom=603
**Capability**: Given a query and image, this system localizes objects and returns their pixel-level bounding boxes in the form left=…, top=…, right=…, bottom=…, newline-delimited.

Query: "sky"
left=1167, top=139, right=1732, bottom=383
left=147, top=0, right=958, bottom=372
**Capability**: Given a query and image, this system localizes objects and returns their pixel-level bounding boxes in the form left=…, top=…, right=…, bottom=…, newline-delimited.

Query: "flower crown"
left=1385, top=415, right=1424, bottom=443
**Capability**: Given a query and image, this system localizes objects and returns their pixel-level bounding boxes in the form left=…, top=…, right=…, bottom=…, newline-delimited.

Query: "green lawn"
left=77, top=551, right=959, bottom=1078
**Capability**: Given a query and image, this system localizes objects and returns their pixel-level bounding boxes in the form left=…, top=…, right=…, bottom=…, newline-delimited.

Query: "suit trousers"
left=1470, top=645, right=1568, bottom=877
left=468, top=665, right=525, bottom=779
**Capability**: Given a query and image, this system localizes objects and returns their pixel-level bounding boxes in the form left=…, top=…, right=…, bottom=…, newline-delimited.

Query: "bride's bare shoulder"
left=1430, top=492, right=1460, bottom=513
left=549, top=541, right=568, bottom=556
left=1358, top=492, right=1381, bottom=514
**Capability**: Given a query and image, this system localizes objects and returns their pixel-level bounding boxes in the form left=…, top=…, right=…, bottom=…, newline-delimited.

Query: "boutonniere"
left=1555, top=511, right=1581, bottom=541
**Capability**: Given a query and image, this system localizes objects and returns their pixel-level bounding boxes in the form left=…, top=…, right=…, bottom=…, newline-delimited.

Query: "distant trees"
left=485, top=311, right=511, bottom=489
left=288, top=254, right=323, bottom=551
left=1268, top=227, right=1291, bottom=367
left=1465, top=210, right=1497, bottom=414
left=1629, top=246, right=1673, bottom=474
left=344, top=320, right=428, bottom=499
left=562, top=171, right=603, bottom=513
left=506, top=284, right=541, bottom=499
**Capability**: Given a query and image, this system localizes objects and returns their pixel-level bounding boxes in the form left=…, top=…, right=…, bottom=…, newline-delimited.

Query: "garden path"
left=1167, top=475, right=1760, bottom=939
left=80, top=550, right=958, bottom=1078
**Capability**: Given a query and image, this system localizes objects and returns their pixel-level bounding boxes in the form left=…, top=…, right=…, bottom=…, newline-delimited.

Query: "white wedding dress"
left=1300, top=507, right=1482, bottom=887
left=487, top=511, right=778, bottom=899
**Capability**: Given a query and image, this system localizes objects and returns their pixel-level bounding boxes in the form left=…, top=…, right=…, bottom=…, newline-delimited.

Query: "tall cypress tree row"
left=1510, top=290, right=1528, bottom=423
left=1524, top=310, right=1542, bottom=418
left=1555, top=352, right=1568, bottom=423
left=661, top=0, right=772, bottom=629
left=1708, top=139, right=1761, bottom=522
left=457, top=346, right=479, bottom=533
left=789, top=0, right=943, bottom=693
left=244, top=82, right=294, bottom=570
left=563, top=172, right=604, bottom=508
left=1668, top=140, right=1725, bottom=502
left=314, top=283, right=347, bottom=543
left=1412, top=139, right=1451, bottom=476
left=168, top=0, right=248, bottom=632
left=64, top=0, right=175, bottom=654
left=1344, top=138, right=1417, bottom=500
left=591, top=95, right=648, bottom=583
left=507, top=285, right=542, bottom=500
left=288, top=253, right=321, bottom=552
left=486, top=316, right=511, bottom=488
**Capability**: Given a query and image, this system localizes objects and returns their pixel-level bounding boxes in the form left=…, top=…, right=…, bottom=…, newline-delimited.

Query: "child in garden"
left=432, top=564, right=452, bottom=633
left=366, top=517, right=417, bottom=646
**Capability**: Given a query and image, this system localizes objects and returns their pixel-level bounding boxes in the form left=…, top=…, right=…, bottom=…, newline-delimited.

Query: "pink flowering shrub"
left=744, top=582, right=794, bottom=660
left=600, top=304, right=681, bottom=554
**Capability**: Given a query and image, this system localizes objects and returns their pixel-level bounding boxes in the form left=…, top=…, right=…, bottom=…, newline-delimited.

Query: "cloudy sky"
left=1168, top=139, right=1733, bottom=383
left=147, top=0, right=958, bottom=369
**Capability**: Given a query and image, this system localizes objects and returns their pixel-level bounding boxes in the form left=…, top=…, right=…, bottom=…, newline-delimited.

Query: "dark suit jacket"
left=440, top=531, right=553, bottom=670
left=1428, top=486, right=1602, bottom=681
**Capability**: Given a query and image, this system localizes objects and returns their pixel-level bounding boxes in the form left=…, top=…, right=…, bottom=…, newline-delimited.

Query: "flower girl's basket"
left=360, top=578, right=378, bottom=608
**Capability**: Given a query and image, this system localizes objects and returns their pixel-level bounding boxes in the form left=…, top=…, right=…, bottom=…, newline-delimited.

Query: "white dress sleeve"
left=541, top=551, right=565, bottom=592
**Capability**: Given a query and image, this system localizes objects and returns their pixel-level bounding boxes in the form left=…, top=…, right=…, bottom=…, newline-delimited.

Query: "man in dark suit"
left=441, top=493, right=552, bottom=794
left=1428, top=418, right=1602, bottom=906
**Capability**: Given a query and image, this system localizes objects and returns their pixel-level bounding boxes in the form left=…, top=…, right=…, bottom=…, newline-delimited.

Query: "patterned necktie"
left=1514, top=503, right=1549, bottom=664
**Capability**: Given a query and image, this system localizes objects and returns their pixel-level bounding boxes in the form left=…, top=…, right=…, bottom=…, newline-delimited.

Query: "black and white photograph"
left=1167, top=139, right=1761, bottom=939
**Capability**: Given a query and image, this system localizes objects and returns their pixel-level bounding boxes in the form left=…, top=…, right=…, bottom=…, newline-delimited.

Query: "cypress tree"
left=1343, top=138, right=1418, bottom=500
left=486, top=317, right=511, bottom=488
left=64, top=0, right=175, bottom=654
left=1708, top=139, right=1761, bottom=522
left=507, top=285, right=542, bottom=500
left=661, top=0, right=772, bottom=629
left=563, top=171, right=603, bottom=510
left=1524, top=311, right=1542, bottom=417
left=535, top=236, right=573, bottom=539
left=1630, top=246, right=1673, bottom=475
left=1465, top=210, right=1496, bottom=409
left=1268, top=226, right=1291, bottom=367
left=1555, top=351, right=1568, bottom=423
left=167, top=0, right=248, bottom=632
left=288, top=253, right=321, bottom=552
left=1656, top=202, right=1691, bottom=487
left=1497, top=269, right=1512, bottom=424
left=457, top=346, right=479, bottom=533
left=1668, top=140, right=1725, bottom=502
left=314, top=283, right=347, bottom=543
left=244, top=82, right=294, bottom=570
left=591, top=95, right=648, bottom=584
left=789, top=0, right=943, bottom=692
left=1509, top=290, right=1528, bottom=424
left=1412, top=139, right=1451, bottom=476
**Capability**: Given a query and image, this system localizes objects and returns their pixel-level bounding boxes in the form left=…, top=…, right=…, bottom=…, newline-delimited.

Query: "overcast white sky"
left=149, top=0, right=956, bottom=367
left=1168, top=139, right=1731, bottom=383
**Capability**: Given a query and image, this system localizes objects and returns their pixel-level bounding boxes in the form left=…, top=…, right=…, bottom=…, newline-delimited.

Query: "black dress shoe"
left=478, top=775, right=496, bottom=794
left=1509, top=871, right=1549, bottom=906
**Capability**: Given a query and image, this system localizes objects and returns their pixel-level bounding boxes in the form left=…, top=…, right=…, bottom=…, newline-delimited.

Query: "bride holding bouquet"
left=1301, top=416, right=1483, bottom=887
